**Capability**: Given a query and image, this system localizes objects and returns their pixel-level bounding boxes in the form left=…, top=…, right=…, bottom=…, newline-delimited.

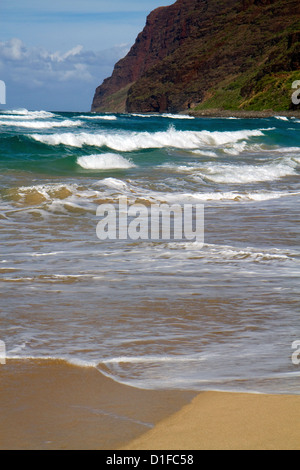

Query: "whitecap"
left=274, top=116, right=289, bottom=121
left=78, top=115, right=117, bottom=121
left=130, top=113, right=194, bottom=119
left=99, top=178, right=131, bottom=191
left=161, top=113, right=195, bottom=119
left=77, top=153, right=135, bottom=170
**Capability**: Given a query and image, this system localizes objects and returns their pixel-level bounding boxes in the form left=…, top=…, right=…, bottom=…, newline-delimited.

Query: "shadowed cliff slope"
left=91, top=0, right=300, bottom=113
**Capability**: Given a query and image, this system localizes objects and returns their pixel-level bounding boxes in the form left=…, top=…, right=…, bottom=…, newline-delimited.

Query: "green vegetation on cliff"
left=92, top=0, right=300, bottom=113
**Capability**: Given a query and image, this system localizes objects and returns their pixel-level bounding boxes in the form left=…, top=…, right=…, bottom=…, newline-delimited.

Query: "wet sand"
left=123, top=391, right=300, bottom=450
left=0, top=359, right=195, bottom=450
left=1, top=360, right=299, bottom=450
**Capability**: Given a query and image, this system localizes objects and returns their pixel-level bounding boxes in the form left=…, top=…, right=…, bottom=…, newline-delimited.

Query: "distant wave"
left=274, top=116, right=289, bottom=121
left=0, top=119, right=82, bottom=129
left=1, top=109, right=56, bottom=119
left=78, top=115, right=117, bottom=121
left=131, top=113, right=195, bottom=119
left=162, top=113, right=195, bottom=119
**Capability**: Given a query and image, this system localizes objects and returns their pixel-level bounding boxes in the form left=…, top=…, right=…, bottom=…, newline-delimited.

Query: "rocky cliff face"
left=91, top=0, right=300, bottom=113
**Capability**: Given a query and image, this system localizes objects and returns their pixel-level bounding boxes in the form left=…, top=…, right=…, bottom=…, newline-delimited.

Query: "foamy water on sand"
left=0, top=109, right=300, bottom=394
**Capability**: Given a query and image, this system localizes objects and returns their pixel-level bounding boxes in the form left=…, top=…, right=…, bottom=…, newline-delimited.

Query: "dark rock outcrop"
left=91, top=0, right=300, bottom=113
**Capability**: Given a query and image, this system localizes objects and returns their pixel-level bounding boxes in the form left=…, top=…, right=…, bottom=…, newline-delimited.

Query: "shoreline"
left=122, top=391, right=300, bottom=450
left=187, top=109, right=300, bottom=119
left=87, top=108, right=300, bottom=118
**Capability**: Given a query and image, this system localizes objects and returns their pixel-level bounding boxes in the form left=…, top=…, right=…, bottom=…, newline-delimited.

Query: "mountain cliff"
left=91, top=0, right=300, bottom=113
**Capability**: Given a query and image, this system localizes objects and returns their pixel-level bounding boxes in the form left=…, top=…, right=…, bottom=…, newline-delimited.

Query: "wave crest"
left=29, top=127, right=265, bottom=151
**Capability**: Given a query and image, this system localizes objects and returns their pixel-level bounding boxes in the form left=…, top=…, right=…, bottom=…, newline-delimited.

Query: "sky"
left=0, top=1, right=174, bottom=111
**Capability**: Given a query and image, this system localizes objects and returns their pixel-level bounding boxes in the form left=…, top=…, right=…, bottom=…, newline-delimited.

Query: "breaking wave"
left=163, top=155, right=299, bottom=183
left=29, top=127, right=266, bottom=151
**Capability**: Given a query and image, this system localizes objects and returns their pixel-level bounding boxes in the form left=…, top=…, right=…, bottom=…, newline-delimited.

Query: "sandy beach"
left=1, top=359, right=299, bottom=450
left=123, top=391, right=300, bottom=450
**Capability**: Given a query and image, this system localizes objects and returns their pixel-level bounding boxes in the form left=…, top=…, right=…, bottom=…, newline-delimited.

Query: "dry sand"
left=122, top=391, right=300, bottom=450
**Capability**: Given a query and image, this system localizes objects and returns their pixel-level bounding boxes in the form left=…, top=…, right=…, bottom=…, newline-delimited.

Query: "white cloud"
left=48, top=45, right=84, bottom=63
left=0, top=38, right=130, bottom=110
left=0, top=38, right=26, bottom=61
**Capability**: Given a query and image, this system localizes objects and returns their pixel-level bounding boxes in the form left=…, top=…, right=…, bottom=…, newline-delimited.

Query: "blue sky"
left=0, top=1, right=174, bottom=111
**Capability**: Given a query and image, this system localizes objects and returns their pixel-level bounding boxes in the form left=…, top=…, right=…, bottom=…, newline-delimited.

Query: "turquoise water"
left=0, top=109, right=300, bottom=392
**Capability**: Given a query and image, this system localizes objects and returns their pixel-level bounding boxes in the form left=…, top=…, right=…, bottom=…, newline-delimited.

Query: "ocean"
left=0, top=109, right=299, bottom=396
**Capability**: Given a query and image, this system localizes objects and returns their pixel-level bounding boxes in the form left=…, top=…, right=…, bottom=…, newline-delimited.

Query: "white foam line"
left=5, top=355, right=99, bottom=368
left=102, top=355, right=206, bottom=364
